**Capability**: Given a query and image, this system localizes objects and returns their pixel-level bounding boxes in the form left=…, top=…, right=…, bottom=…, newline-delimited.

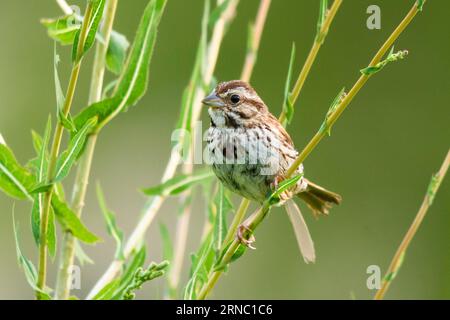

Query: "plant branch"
left=240, top=0, right=271, bottom=82
left=54, top=0, right=118, bottom=300
left=278, top=0, right=342, bottom=125
left=36, top=2, right=95, bottom=299
left=374, top=149, right=450, bottom=300
left=197, top=0, right=425, bottom=299
left=86, top=0, right=240, bottom=299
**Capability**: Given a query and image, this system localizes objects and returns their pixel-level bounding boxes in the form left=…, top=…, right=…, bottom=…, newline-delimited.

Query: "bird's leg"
left=236, top=210, right=258, bottom=250
left=270, top=174, right=284, bottom=191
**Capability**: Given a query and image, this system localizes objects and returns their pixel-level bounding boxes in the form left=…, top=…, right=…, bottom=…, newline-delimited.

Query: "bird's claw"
left=237, top=224, right=256, bottom=249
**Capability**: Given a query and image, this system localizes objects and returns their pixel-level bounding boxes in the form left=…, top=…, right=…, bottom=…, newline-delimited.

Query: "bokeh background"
left=0, top=0, right=449, bottom=300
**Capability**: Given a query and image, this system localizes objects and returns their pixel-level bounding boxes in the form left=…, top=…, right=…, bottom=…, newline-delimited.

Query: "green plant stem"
left=86, top=0, right=240, bottom=299
left=35, top=2, right=94, bottom=299
left=197, top=0, right=424, bottom=300
left=278, top=0, right=342, bottom=125
left=54, top=0, right=118, bottom=300
left=374, top=149, right=450, bottom=300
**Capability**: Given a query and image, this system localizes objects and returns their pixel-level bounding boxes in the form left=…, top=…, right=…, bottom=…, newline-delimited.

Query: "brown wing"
left=265, top=112, right=295, bottom=148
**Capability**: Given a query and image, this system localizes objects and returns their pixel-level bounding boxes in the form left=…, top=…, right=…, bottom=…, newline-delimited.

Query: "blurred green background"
left=0, top=0, right=449, bottom=300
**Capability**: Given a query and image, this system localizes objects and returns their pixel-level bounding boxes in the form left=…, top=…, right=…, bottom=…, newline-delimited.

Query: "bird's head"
left=202, top=80, right=268, bottom=128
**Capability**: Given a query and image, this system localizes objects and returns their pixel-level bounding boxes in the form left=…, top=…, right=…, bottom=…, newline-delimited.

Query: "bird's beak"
left=202, top=92, right=225, bottom=108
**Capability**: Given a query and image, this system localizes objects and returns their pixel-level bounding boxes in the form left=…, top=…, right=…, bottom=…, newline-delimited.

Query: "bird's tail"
left=297, top=179, right=342, bottom=218
left=285, top=199, right=315, bottom=263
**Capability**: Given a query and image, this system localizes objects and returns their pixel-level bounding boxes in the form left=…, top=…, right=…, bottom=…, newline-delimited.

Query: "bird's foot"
left=236, top=224, right=256, bottom=249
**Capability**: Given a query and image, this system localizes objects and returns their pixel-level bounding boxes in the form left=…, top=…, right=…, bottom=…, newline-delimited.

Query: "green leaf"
left=13, top=211, right=52, bottom=299
left=360, top=48, right=408, bottom=76
left=184, top=231, right=215, bottom=300
left=417, top=0, right=425, bottom=11
left=141, top=169, right=214, bottom=196
left=92, top=279, right=121, bottom=300
left=106, top=31, right=130, bottom=75
left=31, top=131, right=43, bottom=156
left=213, top=184, right=232, bottom=252
left=41, top=15, right=80, bottom=45
left=54, top=44, right=66, bottom=113
left=47, top=207, right=57, bottom=259
left=83, top=0, right=106, bottom=56
left=96, top=183, right=124, bottom=260
left=74, top=241, right=94, bottom=266
left=74, top=0, right=168, bottom=131
left=282, top=43, right=296, bottom=125
left=426, top=173, right=441, bottom=205
left=58, top=110, right=77, bottom=133
left=316, top=0, right=328, bottom=41
left=30, top=183, right=53, bottom=194
left=159, top=223, right=173, bottom=263
left=54, top=117, right=97, bottom=182
left=110, top=246, right=147, bottom=300
left=72, top=0, right=106, bottom=63
left=320, top=87, right=346, bottom=136
left=0, top=143, right=35, bottom=200
left=230, top=244, right=246, bottom=262
left=268, top=174, right=303, bottom=205
left=51, top=192, right=101, bottom=244
left=208, top=0, right=231, bottom=28
left=30, top=117, right=52, bottom=245
left=31, top=196, right=41, bottom=245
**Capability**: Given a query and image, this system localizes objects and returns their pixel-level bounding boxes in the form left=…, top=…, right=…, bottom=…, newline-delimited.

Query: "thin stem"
left=86, top=0, right=240, bottom=299
left=53, top=0, right=118, bottom=300
left=56, top=0, right=73, bottom=15
left=240, top=0, right=271, bottom=82
left=278, top=0, right=342, bottom=125
left=198, top=0, right=424, bottom=300
left=36, top=2, right=94, bottom=299
left=374, top=150, right=450, bottom=300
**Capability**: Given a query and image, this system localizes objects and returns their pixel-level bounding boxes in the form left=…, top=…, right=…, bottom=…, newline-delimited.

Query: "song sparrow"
left=202, top=80, right=342, bottom=262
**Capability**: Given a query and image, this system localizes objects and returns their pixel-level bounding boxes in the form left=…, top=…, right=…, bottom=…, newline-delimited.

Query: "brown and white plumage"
left=203, top=80, right=342, bottom=262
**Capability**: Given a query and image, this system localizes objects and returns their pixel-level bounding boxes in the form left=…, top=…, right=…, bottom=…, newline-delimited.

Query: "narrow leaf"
left=106, top=31, right=130, bottom=74
left=111, top=246, right=147, bottom=299
left=159, top=223, right=173, bottom=263
left=268, top=174, right=302, bottom=205
left=41, top=15, right=80, bottom=45
left=141, top=169, right=214, bottom=196
left=54, top=44, right=66, bottom=112
left=13, top=211, right=52, bottom=299
left=72, top=0, right=106, bottom=63
left=51, top=193, right=101, bottom=244
left=74, top=241, right=94, bottom=266
left=282, top=43, right=296, bottom=125
left=92, top=279, right=121, bottom=300
left=47, top=207, right=57, bottom=259
left=0, top=144, right=35, bottom=200
left=30, top=116, right=52, bottom=245
left=208, top=0, right=232, bottom=28
left=213, top=184, right=232, bottom=251
left=74, top=0, right=168, bottom=131
left=96, top=183, right=124, bottom=260
left=54, top=117, right=97, bottom=182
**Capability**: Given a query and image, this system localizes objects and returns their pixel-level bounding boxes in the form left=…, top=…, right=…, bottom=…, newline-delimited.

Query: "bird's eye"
left=230, top=94, right=240, bottom=104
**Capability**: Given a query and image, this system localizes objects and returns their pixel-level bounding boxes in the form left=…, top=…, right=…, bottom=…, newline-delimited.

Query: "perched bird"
left=202, top=80, right=342, bottom=263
